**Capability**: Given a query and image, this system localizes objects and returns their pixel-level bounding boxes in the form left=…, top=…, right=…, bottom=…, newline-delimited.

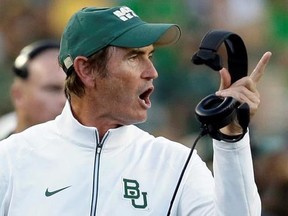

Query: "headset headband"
left=13, top=40, right=60, bottom=79
left=192, top=30, right=248, bottom=83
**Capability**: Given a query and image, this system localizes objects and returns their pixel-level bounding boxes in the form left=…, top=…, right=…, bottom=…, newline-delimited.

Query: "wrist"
left=220, top=123, right=243, bottom=136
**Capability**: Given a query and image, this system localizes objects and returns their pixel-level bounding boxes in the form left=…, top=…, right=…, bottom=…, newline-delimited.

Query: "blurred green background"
left=2, top=0, right=288, bottom=214
left=1, top=0, right=288, bottom=154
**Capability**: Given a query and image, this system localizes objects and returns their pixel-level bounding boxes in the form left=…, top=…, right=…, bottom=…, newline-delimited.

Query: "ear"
left=10, top=82, right=24, bottom=108
left=73, top=56, right=96, bottom=88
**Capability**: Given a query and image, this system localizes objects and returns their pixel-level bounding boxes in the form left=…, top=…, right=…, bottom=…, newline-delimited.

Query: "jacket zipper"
left=90, top=130, right=110, bottom=216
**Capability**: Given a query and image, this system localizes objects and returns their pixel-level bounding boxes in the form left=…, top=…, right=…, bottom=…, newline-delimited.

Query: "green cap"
left=59, top=6, right=181, bottom=74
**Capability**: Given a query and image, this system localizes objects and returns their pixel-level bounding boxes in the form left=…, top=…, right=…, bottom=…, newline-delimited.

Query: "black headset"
left=13, top=40, right=60, bottom=79
left=167, top=30, right=251, bottom=215
left=191, top=30, right=250, bottom=142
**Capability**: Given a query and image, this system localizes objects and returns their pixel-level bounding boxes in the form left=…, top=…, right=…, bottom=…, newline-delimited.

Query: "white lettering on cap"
left=113, top=6, right=138, bottom=21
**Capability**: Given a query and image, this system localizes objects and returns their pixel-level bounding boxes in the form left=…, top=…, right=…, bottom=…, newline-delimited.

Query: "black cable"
left=166, top=127, right=208, bottom=215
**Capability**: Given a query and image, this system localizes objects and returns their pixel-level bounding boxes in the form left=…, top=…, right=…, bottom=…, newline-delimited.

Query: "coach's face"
left=95, top=45, right=158, bottom=126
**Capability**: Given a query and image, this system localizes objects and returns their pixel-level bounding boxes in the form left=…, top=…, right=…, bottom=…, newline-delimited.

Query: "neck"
left=69, top=96, right=121, bottom=140
left=15, top=116, right=31, bottom=133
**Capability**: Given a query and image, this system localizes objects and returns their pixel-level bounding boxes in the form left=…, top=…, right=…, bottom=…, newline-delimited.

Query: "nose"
left=142, top=61, right=158, bottom=80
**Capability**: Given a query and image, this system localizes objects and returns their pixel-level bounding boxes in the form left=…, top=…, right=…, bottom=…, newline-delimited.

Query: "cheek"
left=104, top=73, right=137, bottom=98
left=107, top=86, right=131, bottom=107
left=103, top=63, right=140, bottom=106
left=22, top=91, right=39, bottom=107
left=26, top=91, right=52, bottom=110
left=115, top=79, right=138, bottom=102
left=27, top=95, right=60, bottom=121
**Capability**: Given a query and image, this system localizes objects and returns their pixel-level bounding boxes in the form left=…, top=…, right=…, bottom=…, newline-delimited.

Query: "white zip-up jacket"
left=0, top=102, right=260, bottom=215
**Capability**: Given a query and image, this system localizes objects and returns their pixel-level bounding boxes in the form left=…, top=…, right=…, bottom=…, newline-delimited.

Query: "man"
left=0, top=6, right=271, bottom=215
left=0, top=40, right=66, bottom=140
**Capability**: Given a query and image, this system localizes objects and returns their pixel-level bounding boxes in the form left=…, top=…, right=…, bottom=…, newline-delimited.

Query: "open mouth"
left=139, top=87, right=154, bottom=108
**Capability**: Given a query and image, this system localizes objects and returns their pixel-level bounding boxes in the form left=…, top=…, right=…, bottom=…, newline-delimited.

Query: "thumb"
left=218, top=68, right=231, bottom=90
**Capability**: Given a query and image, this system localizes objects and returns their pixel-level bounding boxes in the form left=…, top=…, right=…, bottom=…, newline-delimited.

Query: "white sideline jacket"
left=0, top=102, right=261, bottom=215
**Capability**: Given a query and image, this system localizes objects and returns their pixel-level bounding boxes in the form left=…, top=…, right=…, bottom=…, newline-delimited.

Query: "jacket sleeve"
left=212, top=131, right=261, bottom=216
left=176, top=131, right=260, bottom=216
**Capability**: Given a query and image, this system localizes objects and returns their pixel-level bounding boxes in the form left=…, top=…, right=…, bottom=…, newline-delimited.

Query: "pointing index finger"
left=250, top=51, right=272, bottom=84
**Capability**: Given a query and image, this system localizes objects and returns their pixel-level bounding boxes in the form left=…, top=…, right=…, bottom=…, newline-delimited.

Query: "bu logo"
left=123, top=178, right=148, bottom=209
left=113, top=6, right=138, bottom=21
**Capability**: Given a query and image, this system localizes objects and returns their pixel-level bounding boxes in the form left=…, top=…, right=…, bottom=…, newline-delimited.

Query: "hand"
left=215, top=51, right=272, bottom=135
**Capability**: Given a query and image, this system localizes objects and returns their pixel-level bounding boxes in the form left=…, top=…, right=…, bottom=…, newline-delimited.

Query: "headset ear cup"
left=13, top=65, right=28, bottom=79
left=195, top=94, right=239, bottom=129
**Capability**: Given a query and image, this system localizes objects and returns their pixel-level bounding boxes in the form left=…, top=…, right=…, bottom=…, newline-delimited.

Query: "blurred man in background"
left=0, top=40, right=66, bottom=140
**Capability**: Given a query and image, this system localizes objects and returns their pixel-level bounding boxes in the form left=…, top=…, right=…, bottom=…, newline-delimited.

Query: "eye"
left=128, top=53, right=138, bottom=60
left=43, top=85, right=64, bottom=93
left=148, top=53, right=153, bottom=61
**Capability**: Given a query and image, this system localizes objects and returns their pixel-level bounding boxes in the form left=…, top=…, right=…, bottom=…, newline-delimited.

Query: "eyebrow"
left=126, top=47, right=155, bottom=56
